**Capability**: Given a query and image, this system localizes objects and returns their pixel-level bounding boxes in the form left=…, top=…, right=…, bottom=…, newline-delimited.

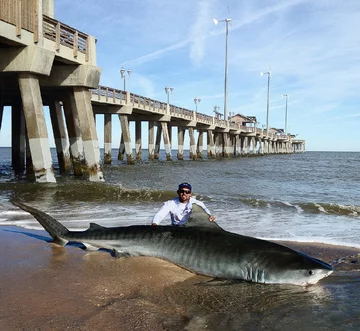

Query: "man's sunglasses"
left=178, top=189, right=191, bottom=194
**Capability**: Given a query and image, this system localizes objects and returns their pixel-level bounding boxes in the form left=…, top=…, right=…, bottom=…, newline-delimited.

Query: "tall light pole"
left=281, top=94, right=289, bottom=135
left=260, top=70, right=271, bottom=131
left=194, top=97, right=201, bottom=112
left=165, top=86, right=174, bottom=114
left=213, top=17, right=231, bottom=121
left=120, top=67, right=131, bottom=91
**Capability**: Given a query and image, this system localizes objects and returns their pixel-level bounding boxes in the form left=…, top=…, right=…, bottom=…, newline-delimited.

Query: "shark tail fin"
left=11, top=200, right=69, bottom=246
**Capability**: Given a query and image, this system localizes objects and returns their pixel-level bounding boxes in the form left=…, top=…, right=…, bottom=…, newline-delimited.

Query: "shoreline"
left=1, top=225, right=359, bottom=330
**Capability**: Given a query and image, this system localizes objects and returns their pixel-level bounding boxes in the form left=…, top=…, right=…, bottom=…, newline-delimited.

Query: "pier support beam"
left=244, top=137, right=250, bottom=156
left=197, top=130, right=203, bottom=159
left=72, top=87, right=104, bottom=181
left=148, top=121, right=155, bottom=160
left=104, top=114, right=112, bottom=164
left=251, top=137, right=256, bottom=155
left=119, top=115, right=134, bottom=164
left=240, top=136, right=245, bottom=156
left=0, top=104, right=3, bottom=131
left=223, top=133, right=231, bottom=157
left=188, top=128, right=196, bottom=160
left=135, top=120, right=142, bottom=160
left=18, top=73, right=56, bottom=183
left=11, top=105, right=26, bottom=175
left=235, top=135, right=241, bottom=157
left=49, top=101, right=72, bottom=173
left=259, top=139, right=264, bottom=155
left=177, top=127, right=185, bottom=160
left=118, top=135, right=125, bottom=161
left=154, top=124, right=162, bottom=160
left=62, top=95, right=84, bottom=176
left=215, top=133, right=220, bottom=157
left=161, top=122, right=172, bottom=161
left=25, top=133, right=33, bottom=177
left=207, top=130, right=215, bottom=158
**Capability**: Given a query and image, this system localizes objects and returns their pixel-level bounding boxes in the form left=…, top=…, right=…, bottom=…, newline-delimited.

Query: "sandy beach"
left=0, top=225, right=359, bottom=331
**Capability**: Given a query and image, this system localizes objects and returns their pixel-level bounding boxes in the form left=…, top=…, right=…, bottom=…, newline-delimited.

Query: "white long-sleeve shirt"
left=152, top=197, right=212, bottom=226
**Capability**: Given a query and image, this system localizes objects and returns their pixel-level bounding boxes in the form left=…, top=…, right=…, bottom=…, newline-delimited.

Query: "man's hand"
left=209, top=215, right=216, bottom=222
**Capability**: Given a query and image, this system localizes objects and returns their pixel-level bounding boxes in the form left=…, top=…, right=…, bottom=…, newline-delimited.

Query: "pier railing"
left=43, top=15, right=89, bottom=60
left=91, top=85, right=282, bottom=136
left=0, top=0, right=38, bottom=40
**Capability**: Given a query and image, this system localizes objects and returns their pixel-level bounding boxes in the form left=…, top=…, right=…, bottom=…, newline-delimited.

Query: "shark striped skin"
left=12, top=200, right=333, bottom=286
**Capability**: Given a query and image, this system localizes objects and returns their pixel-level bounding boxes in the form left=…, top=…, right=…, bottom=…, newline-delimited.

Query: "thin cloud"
left=122, top=0, right=309, bottom=67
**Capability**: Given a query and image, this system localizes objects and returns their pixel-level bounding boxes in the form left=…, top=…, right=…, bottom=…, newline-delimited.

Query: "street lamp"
left=213, top=105, right=221, bottom=118
left=120, top=67, right=131, bottom=91
left=213, top=17, right=231, bottom=121
left=281, top=94, right=289, bottom=135
left=194, top=97, right=201, bottom=112
left=260, top=70, right=271, bottom=131
left=165, top=86, right=174, bottom=113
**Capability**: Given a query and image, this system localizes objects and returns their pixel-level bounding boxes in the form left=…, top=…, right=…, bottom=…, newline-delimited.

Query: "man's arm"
left=151, top=201, right=171, bottom=226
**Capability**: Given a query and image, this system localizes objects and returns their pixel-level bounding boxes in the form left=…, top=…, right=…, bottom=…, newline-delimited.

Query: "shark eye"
left=308, top=270, right=313, bottom=276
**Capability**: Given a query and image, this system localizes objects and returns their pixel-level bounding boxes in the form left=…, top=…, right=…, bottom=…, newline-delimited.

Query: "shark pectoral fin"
left=112, top=249, right=131, bottom=258
left=52, top=237, right=68, bottom=247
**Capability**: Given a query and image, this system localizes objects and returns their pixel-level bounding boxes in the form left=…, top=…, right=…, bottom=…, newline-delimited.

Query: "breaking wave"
left=239, top=197, right=359, bottom=217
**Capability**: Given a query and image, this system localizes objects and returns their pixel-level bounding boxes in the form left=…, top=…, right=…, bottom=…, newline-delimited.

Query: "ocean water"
left=0, top=147, right=360, bottom=330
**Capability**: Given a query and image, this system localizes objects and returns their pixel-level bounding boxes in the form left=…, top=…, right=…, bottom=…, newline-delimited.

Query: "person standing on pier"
left=151, top=182, right=216, bottom=226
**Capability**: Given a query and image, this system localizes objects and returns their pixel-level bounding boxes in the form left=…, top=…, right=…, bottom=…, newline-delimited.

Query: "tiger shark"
left=12, top=200, right=333, bottom=286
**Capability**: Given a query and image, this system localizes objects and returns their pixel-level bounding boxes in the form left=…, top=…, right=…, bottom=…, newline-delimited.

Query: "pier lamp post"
left=281, top=94, right=289, bottom=135
left=165, top=86, right=174, bottom=114
left=260, top=70, right=271, bottom=131
left=194, top=97, right=201, bottom=112
left=120, top=67, right=131, bottom=91
left=213, top=17, right=231, bottom=121
left=213, top=105, right=221, bottom=118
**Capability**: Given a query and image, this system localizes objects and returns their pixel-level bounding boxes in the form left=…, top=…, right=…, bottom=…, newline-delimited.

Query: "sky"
left=1, top=0, right=360, bottom=151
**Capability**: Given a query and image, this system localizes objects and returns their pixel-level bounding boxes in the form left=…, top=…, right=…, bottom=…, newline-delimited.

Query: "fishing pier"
left=0, top=0, right=305, bottom=183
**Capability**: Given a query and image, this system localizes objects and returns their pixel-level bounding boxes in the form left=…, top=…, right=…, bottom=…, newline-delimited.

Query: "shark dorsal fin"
left=185, top=204, right=224, bottom=231
left=88, top=223, right=106, bottom=230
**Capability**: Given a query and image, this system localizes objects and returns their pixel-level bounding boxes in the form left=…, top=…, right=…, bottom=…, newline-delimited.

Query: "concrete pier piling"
left=62, top=96, right=85, bottom=176
left=118, top=135, right=125, bottom=161
left=161, top=122, right=172, bottom=161
left=177, top=127, right=185, bottom=160
left=135, top=121, right=142, bottom=161
left=148, top=121, right=155, bottom=160
left=49, top=101, right=72, bottom=173
left=197, top=130, right=204, bottom=159
left=119, top=115, right=134, bottom=165
left=72, top=87, right=104, bottom=181
left=11, top=105, right=26, bottom=174
left=189, top=128, right=196, bottom=160
left=18, top=74, right=56, bottom=183
left=154, top=125, right=162, bottom=160
left=104, top=114, right=112, bottom=164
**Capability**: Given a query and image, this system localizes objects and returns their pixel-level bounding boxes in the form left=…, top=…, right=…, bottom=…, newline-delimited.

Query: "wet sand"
left=1, top=226, right=359, bottom=331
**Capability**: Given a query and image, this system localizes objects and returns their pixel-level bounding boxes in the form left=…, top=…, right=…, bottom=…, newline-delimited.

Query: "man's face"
left=177, top=188, right=192, bottom=203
